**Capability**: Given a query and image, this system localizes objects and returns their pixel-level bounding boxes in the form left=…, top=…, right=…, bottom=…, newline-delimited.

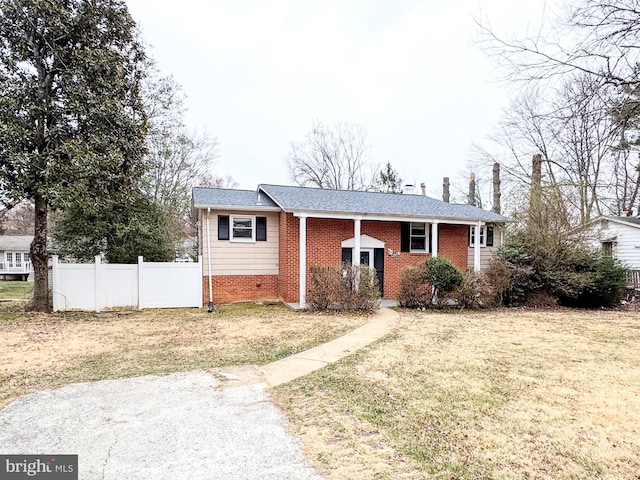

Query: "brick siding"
left=204, top=214, right=472, bottom=304
left=204, top=274, right=279, bottom=304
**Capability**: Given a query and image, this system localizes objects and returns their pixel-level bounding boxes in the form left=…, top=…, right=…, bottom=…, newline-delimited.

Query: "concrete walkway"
left=259, top=307, right=399, bottom=387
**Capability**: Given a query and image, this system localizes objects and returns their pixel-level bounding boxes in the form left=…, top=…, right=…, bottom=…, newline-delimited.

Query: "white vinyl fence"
left=52, top=255, right=203, bottom=312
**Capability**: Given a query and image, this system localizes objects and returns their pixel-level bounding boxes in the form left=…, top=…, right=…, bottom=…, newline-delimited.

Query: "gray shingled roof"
left=605, top=215, right=640, bottom=227
left=258, top=184, right=509, bottom=222
left=192, top=187, right=278, bottom=209
left=0, top=235, right=32, bottom=251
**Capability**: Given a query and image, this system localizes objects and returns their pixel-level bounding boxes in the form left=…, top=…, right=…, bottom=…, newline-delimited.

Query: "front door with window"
left=341, top=243, right=384, bottom=296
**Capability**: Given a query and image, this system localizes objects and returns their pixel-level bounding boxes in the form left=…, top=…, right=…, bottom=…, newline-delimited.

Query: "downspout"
left=206, top=208, right=214, bottom=312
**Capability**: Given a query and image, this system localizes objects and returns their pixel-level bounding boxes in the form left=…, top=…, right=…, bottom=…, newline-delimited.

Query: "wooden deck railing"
left=626, top=270, right=640, bottom=288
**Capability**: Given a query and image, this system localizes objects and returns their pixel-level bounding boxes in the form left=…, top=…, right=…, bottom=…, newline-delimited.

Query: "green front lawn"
left=0, top=281, right=32, bottom=300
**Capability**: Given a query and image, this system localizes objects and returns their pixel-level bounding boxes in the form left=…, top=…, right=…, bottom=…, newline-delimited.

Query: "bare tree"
left=476, top=1, right=640, bottom=87
left=0, top=201, right=34, bottom=235
left=472, top=74, right=626, bottom=225
left=198, top=173, right=239, bottom=189
left=286, top=121, right=379, bottom=190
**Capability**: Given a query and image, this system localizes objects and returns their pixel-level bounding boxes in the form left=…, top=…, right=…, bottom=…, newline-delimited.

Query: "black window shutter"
left=374, top=248, right=384, bottom=296
left=400, top=222, right=410, bottom=252
left=468, top=226, right=472, bottom=247
left=428, top=224, right=432, bottom=253
left=341, top=247, right=352, bottom=264
left=486, top=226, right=494, bottom=247
left=256, top=217, right=267, bottom=241
left=218, top=215, right=229, bottom=240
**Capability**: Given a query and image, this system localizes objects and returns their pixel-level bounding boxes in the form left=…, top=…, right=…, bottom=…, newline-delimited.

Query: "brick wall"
left=278, top=212, right=300, bottom=303
left=438, top=224, right=470, bottom=270
left=205, top=215, right=472, bottom=304
left=204, top=274, right=279, bottom=304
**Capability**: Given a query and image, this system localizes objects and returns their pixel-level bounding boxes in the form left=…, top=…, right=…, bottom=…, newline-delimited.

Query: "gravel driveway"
left=0, top=371, right=322, bottom=480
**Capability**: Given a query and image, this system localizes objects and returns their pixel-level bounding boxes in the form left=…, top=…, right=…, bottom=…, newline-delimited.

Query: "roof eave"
left=285, top=208, right=509, bottom=224
left=192, top=203, right=281, bottom=212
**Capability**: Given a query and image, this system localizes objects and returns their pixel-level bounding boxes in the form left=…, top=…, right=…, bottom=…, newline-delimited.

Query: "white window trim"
left=410, top=222, right=428, bottom=253
left=470, top=226, right=487, bottom=247
left=230, top=215, right=256, bottom=243
left=6, top=252, right=13, bottom=268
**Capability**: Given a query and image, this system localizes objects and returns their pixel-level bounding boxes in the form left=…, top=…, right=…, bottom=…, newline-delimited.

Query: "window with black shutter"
left=256, top=217, right=267, bottom=241
left=218, top=215, right=229, bottom=240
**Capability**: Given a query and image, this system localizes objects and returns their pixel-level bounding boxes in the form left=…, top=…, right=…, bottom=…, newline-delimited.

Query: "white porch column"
left=299, top=214, right=307, bottom=307
left=353, top=216, right=362, bottom=265
left=474, top=221, right=482, bottom=272
left=353, top=216, right=362, bottom=291
left=431, top=222, right=439, bottom=257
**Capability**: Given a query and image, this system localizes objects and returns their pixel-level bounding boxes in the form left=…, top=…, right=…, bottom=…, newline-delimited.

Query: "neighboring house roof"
left=0, top=235, right=32, bottom=251
left=192, top=187, right=279, bottom=211
left=604, top=215, right=640, bottom=227
left=257, top=184, right=509, bottom=222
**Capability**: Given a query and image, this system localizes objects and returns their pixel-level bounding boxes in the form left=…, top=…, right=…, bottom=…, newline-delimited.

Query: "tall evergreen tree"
left=0, top=0, right=148, bottom=310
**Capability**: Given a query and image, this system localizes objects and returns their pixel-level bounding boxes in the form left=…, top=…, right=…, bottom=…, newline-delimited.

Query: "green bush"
left=397, top=257, right=463, bottom=309
left=424, top=256, right=463, bottom=302
left=495, top=231, right=627, bottom=308
left=307, top=263, right=380, bottom=313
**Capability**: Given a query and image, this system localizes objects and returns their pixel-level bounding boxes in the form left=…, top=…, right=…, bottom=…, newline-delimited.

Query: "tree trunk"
left=31, top=193, right=50, bottom=312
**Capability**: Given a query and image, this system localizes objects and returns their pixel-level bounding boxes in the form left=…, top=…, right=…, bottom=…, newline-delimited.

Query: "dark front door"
left=341, top=247, right=384, bottom=296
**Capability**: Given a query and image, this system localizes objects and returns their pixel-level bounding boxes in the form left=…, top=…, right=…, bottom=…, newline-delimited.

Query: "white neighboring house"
left=584, top=216, right=640, bottom=268
left=0, top=235, right=33, bottom=281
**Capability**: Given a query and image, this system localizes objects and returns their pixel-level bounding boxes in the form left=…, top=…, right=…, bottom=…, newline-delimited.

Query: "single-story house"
left=192, top=184, right=509, bottom=306
left=583, top=215, right=640, bottom=268
left=0, top=235, right=33, bottom=281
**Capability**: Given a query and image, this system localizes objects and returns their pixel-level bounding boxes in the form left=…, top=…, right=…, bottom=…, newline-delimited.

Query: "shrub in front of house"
left=397, top=266, right=431, bottom=308
left=398, top=257, right=464, bottom=309
left=423, top=256, right=463, bottom=304
left=448, top=269, right=497, bottom=309
left=307, top=263, right=380, bottom=313
left=494, top=232, right=627, bottom=308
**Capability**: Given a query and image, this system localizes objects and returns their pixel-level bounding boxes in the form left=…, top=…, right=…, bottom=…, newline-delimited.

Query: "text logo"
left=0, top=455, right=77, bottom=480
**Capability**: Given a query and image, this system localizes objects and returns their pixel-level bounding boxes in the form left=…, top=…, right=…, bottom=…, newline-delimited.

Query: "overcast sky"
left=126, top=0, right=552, bottom=200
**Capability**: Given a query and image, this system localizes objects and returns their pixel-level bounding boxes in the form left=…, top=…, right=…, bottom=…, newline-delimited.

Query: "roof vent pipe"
left=420, top=183, right=426, bottom=196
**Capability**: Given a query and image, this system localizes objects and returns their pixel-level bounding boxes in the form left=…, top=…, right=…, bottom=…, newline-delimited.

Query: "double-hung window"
left=15, top=253, right=22, bottom=268
left=400, top=222, right=431, bottom=253
left=6, top=252, right=13, bottom=268
left=231, top=216, right=254, bottom=241
left=410, top=222, right=427, bottom=251
left=218, top=215, right=267, bottom=243
left=469, top=226, right=494, bottom=247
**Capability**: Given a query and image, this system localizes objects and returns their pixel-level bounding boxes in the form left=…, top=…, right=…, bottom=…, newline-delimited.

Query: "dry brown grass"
left=273, top=309, right=640, bottom=480
left=0, top=301, right=367, bottom=409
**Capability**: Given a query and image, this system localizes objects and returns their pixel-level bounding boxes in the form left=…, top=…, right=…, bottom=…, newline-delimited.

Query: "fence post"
left=138, top=256, right=144, bottom=310
left=52, top=255, right=59, bottom=312
left=94, top=255, right=102, bottom=312
left=198, top=255, right=203, bottom=308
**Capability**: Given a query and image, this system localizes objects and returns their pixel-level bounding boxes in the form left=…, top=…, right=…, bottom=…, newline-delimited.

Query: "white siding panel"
left=201, top=210, right=279, bottom=276
left=585, top=220, right=640, bottom=268
left=466, top=227, right=503, bottom=271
